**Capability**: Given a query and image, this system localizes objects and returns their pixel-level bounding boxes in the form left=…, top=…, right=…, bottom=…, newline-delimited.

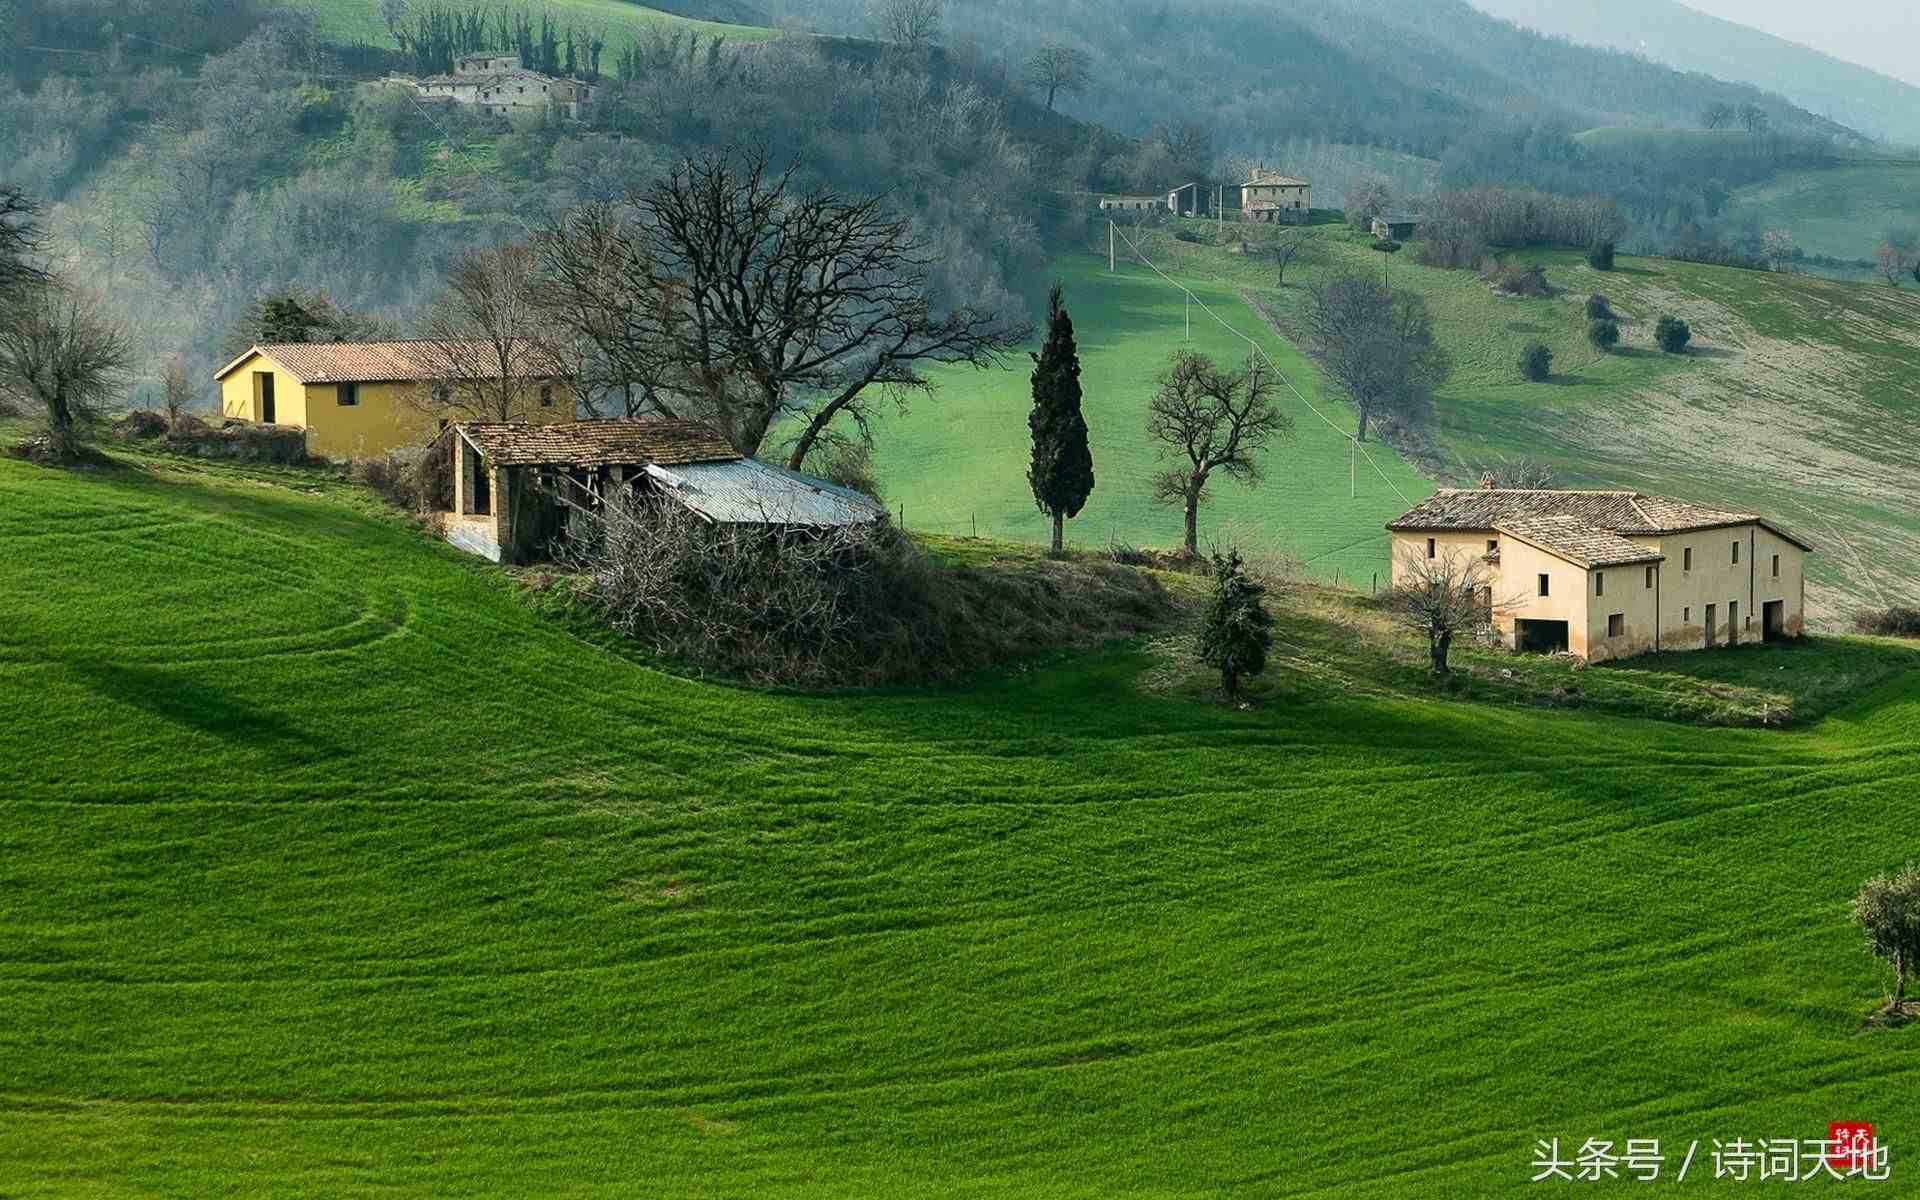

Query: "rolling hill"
left=295, top=0, right=777, bottom=46
left=1468, top=0, right=1920, bottom=144
left=1731, top=162, right=1920, bottom=266
left=871, top=219, right=1920, bottom=621
left=2, top=434, right=1918, bottom=1195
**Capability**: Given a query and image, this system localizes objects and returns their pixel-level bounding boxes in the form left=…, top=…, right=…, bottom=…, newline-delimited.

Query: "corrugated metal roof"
left=646, top=459, right=888, bottom=527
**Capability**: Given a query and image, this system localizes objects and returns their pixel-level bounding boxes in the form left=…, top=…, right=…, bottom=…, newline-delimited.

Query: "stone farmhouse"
left=439, top=419, right=888, bottom=564
left=1387, top=488, right=1812, bottom=662
left=1240, top=168, right=1311, bottom=224
left=391, top=52, right=593, bottom=119
left=215, top=340, right=573, bottom=460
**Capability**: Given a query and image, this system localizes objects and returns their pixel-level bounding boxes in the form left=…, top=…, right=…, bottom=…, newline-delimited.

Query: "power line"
left=1108, top=221, right=1416, bottom=508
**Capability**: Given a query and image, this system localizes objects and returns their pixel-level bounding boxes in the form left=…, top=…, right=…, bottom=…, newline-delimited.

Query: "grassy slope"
left=2, top=444, right=1919, bottom=1196
left=872, top=255, right=1433, bottom=587
left=296, top=0, right=776, bottom=45
left=1733, top=162, right=1920, bottom=266
left=1107, top=221, right=1920, bottom=620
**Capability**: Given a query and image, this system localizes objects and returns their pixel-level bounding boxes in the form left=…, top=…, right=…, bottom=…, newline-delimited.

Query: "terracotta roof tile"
left=217, top=341, right=566, bottom=385
left=1388, top=488, right=1814, bottom=554
left=1496, top=515, right=1664, bottom=569
left=453, top=419, right=740, bottom=468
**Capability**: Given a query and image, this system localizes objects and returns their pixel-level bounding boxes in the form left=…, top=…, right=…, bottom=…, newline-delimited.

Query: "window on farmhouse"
left=1538, top=574, right=1550, bottom=597
left=1487, top=539, right=1499, bottom=552
left=1684, top=606, right=1692, bottom=623
left=337, top=382, right=359, bottom=406
left=1772, top=554, right=1780, bottom=578
left=1684, top=547, right=1693, bottom=571
left=540, top=385, right=554, bottom=407
left=1732, top=541, right=1741, bottom=565
left=1595, top=572, right=1605, bottom=597
left=1427, top=537, right=1436, bottom=559
left=1608, top=613, right=1624, bottom=638
left=1645, top=566, right=1654, bottom=588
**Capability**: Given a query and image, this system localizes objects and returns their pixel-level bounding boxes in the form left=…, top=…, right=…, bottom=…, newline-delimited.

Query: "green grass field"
left=296, top=0, right=776, bottom=47
left=1056, top=221, right=1920, bottom=622
left=1732, top=162, right=1920, bottom=266
left=872, top=255, right=1432, bottom=587
left=2, top=435, right=1918, bottom=1196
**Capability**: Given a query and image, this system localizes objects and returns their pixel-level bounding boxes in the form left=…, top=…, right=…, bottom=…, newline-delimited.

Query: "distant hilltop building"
left=1240, top=167, right=1311, bottom=224
left=388, top=52, right=593, bottom=120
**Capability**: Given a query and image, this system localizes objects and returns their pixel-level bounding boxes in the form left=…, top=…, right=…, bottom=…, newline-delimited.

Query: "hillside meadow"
left=293, top=0, right=777, bottom=48
left=1045, top=220, right=1920, bottom=622
left=870, top=254, right=1432, bottom=588
left=1, top=435, right=1918, bottom=1195
left=1732, top=161, right=1920, bottom=269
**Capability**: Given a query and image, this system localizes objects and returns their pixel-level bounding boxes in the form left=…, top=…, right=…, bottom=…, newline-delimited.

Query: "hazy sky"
left=1681, top=0, right=1920, bottom=85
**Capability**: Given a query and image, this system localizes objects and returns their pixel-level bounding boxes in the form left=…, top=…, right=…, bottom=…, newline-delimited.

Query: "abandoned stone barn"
left=439, top=419, right=887, bottom=564
left=1387, top=488, right=1812, bottom=662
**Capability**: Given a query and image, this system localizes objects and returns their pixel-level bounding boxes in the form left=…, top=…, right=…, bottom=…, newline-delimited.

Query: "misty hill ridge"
left=1468, top=0, right=1920, bottom=144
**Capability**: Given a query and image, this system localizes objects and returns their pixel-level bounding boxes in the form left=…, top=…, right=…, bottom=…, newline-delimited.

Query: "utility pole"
left=1350, top=437, right=1357, bottom=499
left=1185, top=291, right=1191, bottom=340
left=1109, top=219, right=1115, bottom=273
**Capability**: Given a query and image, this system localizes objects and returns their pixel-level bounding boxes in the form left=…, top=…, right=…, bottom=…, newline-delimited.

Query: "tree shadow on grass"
left=60, top=658, right=342, bottom=766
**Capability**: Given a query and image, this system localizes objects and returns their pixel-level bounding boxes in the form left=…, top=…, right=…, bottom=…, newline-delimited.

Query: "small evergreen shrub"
left=1198, top=549, right=1273, bottom=700
left=1586, top=318, right=1620, bottom=351
left=1587, top=241, right=1616, bottom=271
left=1518, top=341, right=1554, bottom=381
left=1584, top=293, right=1616, bottom=320
left=1655, top=315, right=1693, bottom=353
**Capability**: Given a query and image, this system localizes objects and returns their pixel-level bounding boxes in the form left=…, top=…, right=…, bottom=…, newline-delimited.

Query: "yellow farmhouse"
left=1388, top=488, right=1813, bottom=662
left=215, top=340, right=573, bottom=459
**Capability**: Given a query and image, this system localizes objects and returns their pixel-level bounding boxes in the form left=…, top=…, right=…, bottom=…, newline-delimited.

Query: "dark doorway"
left=473, top=465, right=490, bottom=515
left=257, top=371, right=276, bottom=424
left=1728, top=600, right=1739, bottom=646
left=1704, top=603, right=1717, bottom=648
left=1764, top=600, right=1786, bottom=641
left=1515, top=619, right=1570, bottom=655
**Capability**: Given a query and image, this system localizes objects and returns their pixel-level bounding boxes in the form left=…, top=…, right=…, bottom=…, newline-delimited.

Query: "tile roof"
left=217, top=341, right=566, bottom=385
left=1495, top=515, right=1664, bottom=569
left=1388, top=489, right=1813, bottom=556
left=453, top=419, right=740, bottom=468
left=1244, top=170, right=1309, bottom=187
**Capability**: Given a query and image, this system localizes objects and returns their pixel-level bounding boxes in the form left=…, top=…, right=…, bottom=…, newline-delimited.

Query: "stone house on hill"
left=1387, top=488, right=1812, bottom=662
left=395, top=53, right=593, bottom=119
left=1241, top=168, right=1311, bottom=224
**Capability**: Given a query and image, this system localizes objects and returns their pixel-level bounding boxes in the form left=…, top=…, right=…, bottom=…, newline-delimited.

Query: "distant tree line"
left=387, top=3, right=607, bottom=79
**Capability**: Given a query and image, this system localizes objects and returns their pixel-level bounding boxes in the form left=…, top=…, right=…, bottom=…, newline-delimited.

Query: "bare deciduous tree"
left=414, top=242, right=565, bottom=421
left=1474, top=458, right=1554, bottom=489
left=1345, top=174, right=1392, bottom=231
left=1270, top=225, right=1318, bottom=288
left=1385, top=549, right=1518, bottom=674
left=621, top=151, right=1028, bottom=467
left=1025, top=44, right=1089, bottom=111
left=0, top=187, right=50, bottom=303
left=160, top=356, right=195, bottom=427
left=872, top=0, right=942, bottom=51
left=1298, top=272, right=1451, bottom=442
left=0, top=283, right=134, bottom=459
left=533, top=201, right=693, bottom=419
left=1877, top=242, right=1911, bottom=288
left=1146, top=350, right=1292, bottom=556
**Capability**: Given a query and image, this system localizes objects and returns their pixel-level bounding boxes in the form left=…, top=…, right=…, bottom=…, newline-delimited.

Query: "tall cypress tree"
left=1027, top=284, right=1094, bottom=553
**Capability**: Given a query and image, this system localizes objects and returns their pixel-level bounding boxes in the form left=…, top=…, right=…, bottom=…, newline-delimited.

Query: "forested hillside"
left=765, top=0, right=1858, bottom=157
left=1468, top=0, right=1920, bottom=145
left=3, top=1, right=1142, bottom=403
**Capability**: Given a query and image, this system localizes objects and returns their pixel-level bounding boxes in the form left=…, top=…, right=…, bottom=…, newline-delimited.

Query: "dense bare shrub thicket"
left=1854, top=606, right=1920, bottom=639
left=1412, top=187, right=1628, bottom=270
left=552, top=498, right=1177, bottom=686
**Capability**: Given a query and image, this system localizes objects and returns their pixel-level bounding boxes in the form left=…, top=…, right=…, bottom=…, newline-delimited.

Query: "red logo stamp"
left=1829, top=1122, right=1876, bottom=1173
